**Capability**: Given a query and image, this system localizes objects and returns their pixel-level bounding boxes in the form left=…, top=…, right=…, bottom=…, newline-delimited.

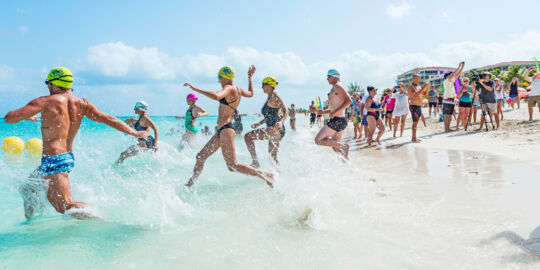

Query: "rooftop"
left=475, top=61, right=535, bottom=70
left=397, top=66, right=456, bottom=77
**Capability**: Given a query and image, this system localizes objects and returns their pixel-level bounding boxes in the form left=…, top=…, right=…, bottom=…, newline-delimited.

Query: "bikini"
left=217, top=87, right=241, bottom=137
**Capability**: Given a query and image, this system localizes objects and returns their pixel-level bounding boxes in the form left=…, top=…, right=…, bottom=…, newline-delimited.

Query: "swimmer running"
left=244, top=76, right=289, bottom=167
left=184, top=65, right=274, bottom=188
left=314, top=69, right=352, bottom=159
left=4, top=67, right=148, bottom=219
left=116, top=101, right=159, bottom=164
left=365, top=86, right=385, bottom=145
left=175, top=93, right=209, bottom=151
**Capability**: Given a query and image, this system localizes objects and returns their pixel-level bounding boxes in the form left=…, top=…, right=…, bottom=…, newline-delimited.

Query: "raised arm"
left=84, top=99, right=147, bottom=138
left=524, top=68, right=533, bottom=82
left=4, top=97, right=44, bottom=124
left=450, top=62, right=465, bottom=81
left=184, top=83, right=235, bottom=101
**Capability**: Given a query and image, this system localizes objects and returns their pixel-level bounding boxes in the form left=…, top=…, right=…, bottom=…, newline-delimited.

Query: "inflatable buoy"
left=25, top=138, right=43, bottom=156
left=1, top=137, right=25, bottom=154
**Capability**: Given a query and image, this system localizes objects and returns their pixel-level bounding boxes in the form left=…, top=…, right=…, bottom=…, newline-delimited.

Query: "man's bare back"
left=5, top=67, right=147, bottom=219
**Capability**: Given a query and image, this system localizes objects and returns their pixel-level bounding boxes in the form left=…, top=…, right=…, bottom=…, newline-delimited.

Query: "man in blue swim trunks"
left=4, top=67, right=148, bottom=219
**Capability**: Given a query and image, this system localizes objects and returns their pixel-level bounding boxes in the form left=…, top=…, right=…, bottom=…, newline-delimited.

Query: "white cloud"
left=386, top=2, right=413, bottom=20
left=84, top=28, right=540, bottom=91
left=18, top=26, right=28, bottom=34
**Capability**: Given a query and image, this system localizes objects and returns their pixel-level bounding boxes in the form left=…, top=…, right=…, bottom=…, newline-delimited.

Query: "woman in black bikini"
left=116, top=101, right=159, bottom=164
left=364, top=86, right=385, bottom=146
left=244, top=76, right=288, bottom=168
left=184, top=65, right=274, bottom=188
left=508, top=77, right=520, bottom=109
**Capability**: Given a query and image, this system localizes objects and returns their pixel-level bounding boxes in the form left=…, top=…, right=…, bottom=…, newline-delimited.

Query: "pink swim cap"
left=187, top=93, right=198, bottom=101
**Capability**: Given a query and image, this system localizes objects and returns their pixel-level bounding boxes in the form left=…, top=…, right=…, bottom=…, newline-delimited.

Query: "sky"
left=1, top=0, right=540, bottom=116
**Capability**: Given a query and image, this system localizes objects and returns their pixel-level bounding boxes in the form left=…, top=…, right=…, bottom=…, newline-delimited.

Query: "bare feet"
left=185, top=179, right=194, bottom=187
left=250, top=161, right=260, bottom=169
left=340, top=144, right=350, bottom=160
left=411, top=138, right=422, bottom=143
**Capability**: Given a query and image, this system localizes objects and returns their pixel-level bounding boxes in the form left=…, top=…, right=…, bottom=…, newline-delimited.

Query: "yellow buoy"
left=1, top=136, right=25, bottom=154
left=25, top=138, right=43, bottom=156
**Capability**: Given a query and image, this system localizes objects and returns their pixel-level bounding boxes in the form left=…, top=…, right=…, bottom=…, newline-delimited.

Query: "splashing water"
left=1, top=116, right=540, bottom=269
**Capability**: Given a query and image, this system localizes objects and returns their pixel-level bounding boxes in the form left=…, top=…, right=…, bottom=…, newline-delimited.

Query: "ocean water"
left=1, top=115, right=540, bottom=269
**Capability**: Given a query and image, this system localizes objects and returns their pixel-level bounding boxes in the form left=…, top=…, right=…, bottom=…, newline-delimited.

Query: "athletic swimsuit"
left=509, top=82, right=518, bottom=98
left=261, top=100, right=286, bottom=138
left=134, top=119, right=155, bottom=149
left=327, top=117, right=347, bottom=132
left=185, top=106, right=199, bottom=134
left=217, top=87, right=242, bottom=137
left=367, top=97, right=381, bottom=121
left=40, top=153, right=75, bottom=176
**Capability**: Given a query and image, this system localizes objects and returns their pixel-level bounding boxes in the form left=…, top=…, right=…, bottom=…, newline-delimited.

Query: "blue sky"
left=1, top=0, right=540, bottom=115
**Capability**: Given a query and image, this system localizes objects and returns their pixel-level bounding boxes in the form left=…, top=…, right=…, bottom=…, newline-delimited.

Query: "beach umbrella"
left=518, top=88, right=529, bottom=98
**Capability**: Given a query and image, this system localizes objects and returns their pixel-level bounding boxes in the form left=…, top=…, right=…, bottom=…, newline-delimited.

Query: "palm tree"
left=347, top=82, right=364, bottom=96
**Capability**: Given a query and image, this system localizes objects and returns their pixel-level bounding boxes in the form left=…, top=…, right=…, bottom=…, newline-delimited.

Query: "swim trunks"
left=528, top=95, right=540, bottom=108
left=409, top=105, right=422, bottom=122
left=443, top=103, right=455, bottom=115
left=310, top=113, right=316, bottom=124
left=327, top=117, right=348, bottom=132
left=362, top=114, right=368, bottom=126
left=40, top=153, right=75, bottom=176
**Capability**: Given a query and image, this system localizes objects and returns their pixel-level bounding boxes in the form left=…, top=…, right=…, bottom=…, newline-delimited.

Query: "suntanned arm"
left=193, top=105, right=209, bottom=118
left=185, top=83, right=234, bottom=101
left=331, top=84, right=353, bottom=117
left=277, top=96, right=289, bottom=125
left=4, top=97, right=45, bottom=124
left=144, top=115, right=159, bottom=150
left=84, top=100, right=148, bottom=138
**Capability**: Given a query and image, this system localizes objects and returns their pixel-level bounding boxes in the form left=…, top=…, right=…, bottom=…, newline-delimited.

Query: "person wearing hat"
left=244, top=76, right=288, bottom=168
left=184, top=65, right=274, bottom=188
left=4, top=67, right=149, bottom=219
left=116, top=101, right=160, bottom=164
left=175, top=93, right=209, bottom=151
left=477, top=72, right=499, bottom=129
left=314, top=69, right=352, bottom=159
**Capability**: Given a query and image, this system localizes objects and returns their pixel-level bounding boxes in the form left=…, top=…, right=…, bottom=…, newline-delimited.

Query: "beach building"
left=475, top=61, right=535, bottom=72
left=396, top=66, right=456, bottom=89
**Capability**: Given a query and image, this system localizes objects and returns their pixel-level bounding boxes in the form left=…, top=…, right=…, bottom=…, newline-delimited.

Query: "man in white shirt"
left=442, top=62, right=465, bottom=132
left=525, top=68, right=540, bottom=121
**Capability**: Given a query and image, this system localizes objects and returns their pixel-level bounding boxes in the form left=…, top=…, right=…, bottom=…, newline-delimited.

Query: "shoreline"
left=342, top=104, right=540, bottom=165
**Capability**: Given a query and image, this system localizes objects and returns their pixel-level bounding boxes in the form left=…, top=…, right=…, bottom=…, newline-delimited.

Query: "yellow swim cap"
left=262, top=76, right=278, bottom=88
left=218, top=66, right=235, bottom=80
left=46, top=67, right=73, bottom=89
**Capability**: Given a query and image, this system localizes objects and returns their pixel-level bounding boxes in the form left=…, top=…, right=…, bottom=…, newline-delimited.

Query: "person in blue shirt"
left=455, top=78, right=475, bottom=130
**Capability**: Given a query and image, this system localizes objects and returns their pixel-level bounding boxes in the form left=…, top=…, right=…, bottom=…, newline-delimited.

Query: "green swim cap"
left=218, top=66, right=235, bottom=80
left=46, top=67, right=73, bottom=89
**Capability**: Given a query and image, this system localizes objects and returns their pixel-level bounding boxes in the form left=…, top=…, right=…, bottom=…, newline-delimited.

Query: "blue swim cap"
left=327, top=69, right=340, bottom=78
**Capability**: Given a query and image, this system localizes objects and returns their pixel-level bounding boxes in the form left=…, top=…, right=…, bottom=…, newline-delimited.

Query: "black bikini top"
left=219, top=87, right=240, bottom=106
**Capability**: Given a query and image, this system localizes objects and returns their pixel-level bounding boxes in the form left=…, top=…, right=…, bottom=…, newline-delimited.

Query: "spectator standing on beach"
left=442, top=62, right=465, bottom=132
left=477, top=72, right=499, bottom=129
left=494, top=78, right=504, bottom=120
left=427, top=85, right=439, bottom=117
left=524, top=67, right=540, bottom=121
left=508, top=77, right=520, bottom=110
left=407, top=75, right=431, bottom=143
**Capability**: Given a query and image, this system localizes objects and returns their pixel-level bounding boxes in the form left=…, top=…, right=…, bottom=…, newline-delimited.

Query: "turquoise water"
left=2, top=115, right=540, bottom=269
